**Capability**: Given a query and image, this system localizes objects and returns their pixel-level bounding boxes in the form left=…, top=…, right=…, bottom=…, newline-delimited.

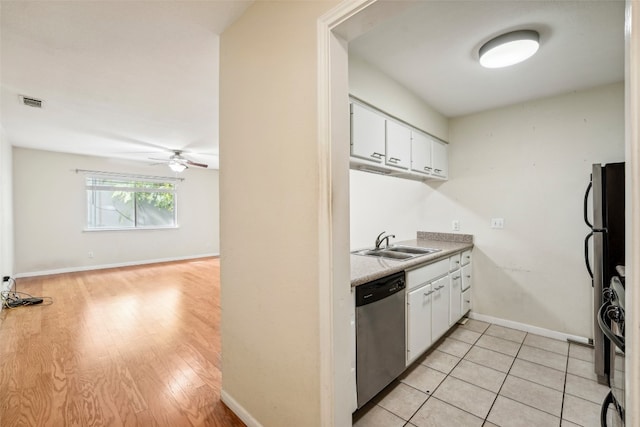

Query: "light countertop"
left=351, top=233, right=473, bottom=287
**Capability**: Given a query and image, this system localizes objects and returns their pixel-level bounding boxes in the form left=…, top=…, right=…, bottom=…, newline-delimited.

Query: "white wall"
left=350, top=169, right=432, bottom=249
left=351, top=82, right=624, bottom=338
left=12, top=148, right=219, bottom=275
left=349, top=55, right=449, bottom=141
left=219, top=1, right=341, bottom=426
left=0, top=127, right=14, bottom=284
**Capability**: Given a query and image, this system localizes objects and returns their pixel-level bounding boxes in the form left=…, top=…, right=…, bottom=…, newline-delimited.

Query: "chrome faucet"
left=375, top=231, right=395, bottom=249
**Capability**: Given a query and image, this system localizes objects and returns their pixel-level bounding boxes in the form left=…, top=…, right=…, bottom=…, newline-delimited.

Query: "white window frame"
left=83, top=171, right=181, bottom=231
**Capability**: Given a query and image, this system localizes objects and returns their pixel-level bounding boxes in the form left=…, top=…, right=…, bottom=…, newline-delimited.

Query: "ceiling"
left=349, top=0, right=625, bottom=118
left=1, top=1, right=251, bottom=170
left=0, top=1, right=625, bottom=169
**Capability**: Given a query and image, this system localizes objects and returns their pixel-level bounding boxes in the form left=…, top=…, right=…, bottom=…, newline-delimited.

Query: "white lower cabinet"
left=405, top=250, right=472, bottom=366
left=449, top=271, right=462, bottom=326
left=406, top=284, right=433, bottom=364
left=431, top=275, right=450, bottom=342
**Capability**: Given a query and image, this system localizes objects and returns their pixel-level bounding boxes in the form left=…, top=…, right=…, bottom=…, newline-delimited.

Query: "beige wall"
left=349, top=55, right=449, bottom=141
left=351, top=83, right=624, bottom=338
left=0, top=128, right=14, bottom=282
left=219, top=1, right=339, bottom=426
left=12, top=148, right=220, bottom=275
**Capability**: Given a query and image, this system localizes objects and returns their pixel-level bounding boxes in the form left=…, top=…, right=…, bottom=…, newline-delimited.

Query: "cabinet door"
left=385, top=120, right=411, bottom=170
left=462, top=288, right=471, bottom=314
left=407, top=284, right=433, bottom=365
left=449, top=272, right=462, bottom=326
left=431, top=140, right=448, bottom=178
left=410, top=131, right=432, bottom=175
left=462, top=264, right=472, bottom=291
left=350, top=103, right=386, bottom=163
left=431, top=276, right=450, bottom=341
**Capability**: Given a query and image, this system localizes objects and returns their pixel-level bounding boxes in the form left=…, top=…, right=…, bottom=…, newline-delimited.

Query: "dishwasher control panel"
left=355, top=271, right=406, bottom=306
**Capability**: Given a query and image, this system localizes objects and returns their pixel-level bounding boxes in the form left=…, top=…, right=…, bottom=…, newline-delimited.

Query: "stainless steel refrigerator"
left=584, top=162, right=625, bottom=385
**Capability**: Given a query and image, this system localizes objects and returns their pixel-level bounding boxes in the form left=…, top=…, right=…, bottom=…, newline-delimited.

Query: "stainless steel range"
left=598, top=274, right=625, bottom=426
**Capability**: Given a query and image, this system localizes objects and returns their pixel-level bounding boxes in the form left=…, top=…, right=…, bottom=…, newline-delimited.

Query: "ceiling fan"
left=149, top=150, right=208, bottom=172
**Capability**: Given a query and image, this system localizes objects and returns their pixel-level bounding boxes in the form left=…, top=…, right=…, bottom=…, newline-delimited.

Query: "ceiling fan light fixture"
left=479, top=30, right=540, bottom=68
left=169, top=161, right=186, bottom=172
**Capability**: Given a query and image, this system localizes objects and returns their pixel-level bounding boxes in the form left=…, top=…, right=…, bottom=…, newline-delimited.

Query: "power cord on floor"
left=1, top=277, right=53, bottom=309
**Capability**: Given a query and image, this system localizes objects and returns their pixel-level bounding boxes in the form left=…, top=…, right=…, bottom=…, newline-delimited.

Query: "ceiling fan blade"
left=185, top=159, right=209, bottom=168
left=148, top=157, right=170, bottom=162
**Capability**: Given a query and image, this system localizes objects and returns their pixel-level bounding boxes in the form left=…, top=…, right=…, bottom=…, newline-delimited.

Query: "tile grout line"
left=559, top=346, right=570, bottom=425
left=479, top=328, right=527, bottom=425
left=399, top=323, right=491, bottom=425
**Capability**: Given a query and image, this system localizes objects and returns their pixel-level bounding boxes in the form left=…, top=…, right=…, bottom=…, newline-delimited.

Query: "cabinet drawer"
left=406, top=258, right=449, bottom=290
left=461, top=250, right=472, bottom=266
left=462, top=264, right=472, bottom=291
left=449, top=273, right=462, bottom=326
left=462, top=288, right=471, bottom=314
left=449, top=253, right=461, bottom=272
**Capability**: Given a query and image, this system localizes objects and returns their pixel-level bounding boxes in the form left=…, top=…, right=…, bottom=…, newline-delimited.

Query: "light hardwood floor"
left=0, top=257, right=245, bottom=427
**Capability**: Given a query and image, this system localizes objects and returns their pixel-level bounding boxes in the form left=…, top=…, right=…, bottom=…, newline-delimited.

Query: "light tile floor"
left=352, top=319, right=612, bottom=427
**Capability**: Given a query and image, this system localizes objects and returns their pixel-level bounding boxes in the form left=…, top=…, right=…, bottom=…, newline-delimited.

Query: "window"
left=86, top=175, right=177, bottom=230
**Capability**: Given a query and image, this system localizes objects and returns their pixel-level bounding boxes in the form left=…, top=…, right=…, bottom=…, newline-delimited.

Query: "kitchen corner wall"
left=12, top=148, right=220, bottom=275
left=444, top=82, right=624, bottom=338
left=350, top=75, right=624, bottom=337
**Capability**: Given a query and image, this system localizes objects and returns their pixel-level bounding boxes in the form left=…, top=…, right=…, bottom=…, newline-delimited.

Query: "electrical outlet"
left=452, top=220, right=460, bottom=231
left=491, top=218, right=505, bottom=229
left=3, top=276, right=10, bottom=282
left=88, top=251, right=94, bottom=258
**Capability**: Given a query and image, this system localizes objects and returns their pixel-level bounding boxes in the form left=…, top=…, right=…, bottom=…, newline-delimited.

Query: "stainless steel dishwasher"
left=356, top=271, right=406, bottom=408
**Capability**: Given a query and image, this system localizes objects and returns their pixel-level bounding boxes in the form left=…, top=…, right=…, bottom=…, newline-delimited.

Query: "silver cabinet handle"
left=455, top=260, right=460, bottom=264
left=371, top=152, right=383, bottom=159
left=388, top=157, right=401, bottom=163
left=465, top=300, right=471, bottom=303
left=435, top=169, right=442, bottom=173
left=424, top=166, right=432, bottom=171
left=453, top=275, right=460, bottom=280
left=424, top=290, right=434, bottom=296
left=466, top=275, right=471, bottom=278
left=435, top=285, right=444, bottom=290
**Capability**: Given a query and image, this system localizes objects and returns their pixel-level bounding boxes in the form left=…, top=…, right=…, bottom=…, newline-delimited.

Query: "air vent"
left=20, top=96, right=43, bottom=108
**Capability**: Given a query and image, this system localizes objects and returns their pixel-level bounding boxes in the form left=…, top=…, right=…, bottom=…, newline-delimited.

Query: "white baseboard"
left=14, top=253, right=220, bottom=279
left=221, top=389, right=263, bottom=427
left=468, top=311, right=591, bottom=345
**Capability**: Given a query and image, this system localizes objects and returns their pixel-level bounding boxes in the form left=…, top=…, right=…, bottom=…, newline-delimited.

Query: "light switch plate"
left=452, top=220, right=460, bottom=231
left=491, top=218, right=504, bottom=229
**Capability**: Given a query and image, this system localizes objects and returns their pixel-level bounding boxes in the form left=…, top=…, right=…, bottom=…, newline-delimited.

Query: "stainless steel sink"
left=351, top=245, right=441, bottom=260
left=352, top=249, right=414, bottom=260
left=386, top=245, right=440, bottom=255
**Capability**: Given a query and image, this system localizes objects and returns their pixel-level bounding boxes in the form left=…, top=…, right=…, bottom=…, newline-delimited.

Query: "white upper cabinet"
left=431, top=139, right=448, bottom=179
left=350, top=103, right=385, bottom=163
left=410, top=131, right=433, bottom=175
left=349, top=98, right=449, bottom=182
left=385, top=120, right=411, bottom=170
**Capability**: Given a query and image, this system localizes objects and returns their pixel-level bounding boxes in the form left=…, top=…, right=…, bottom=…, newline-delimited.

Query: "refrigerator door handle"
left=584, top=180, right=593, bottom=228
left=585, top=232, right=594, bottom=280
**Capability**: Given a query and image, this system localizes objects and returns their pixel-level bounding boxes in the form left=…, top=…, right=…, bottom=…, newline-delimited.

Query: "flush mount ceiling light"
left=479, top=30, right=540, bottom=68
